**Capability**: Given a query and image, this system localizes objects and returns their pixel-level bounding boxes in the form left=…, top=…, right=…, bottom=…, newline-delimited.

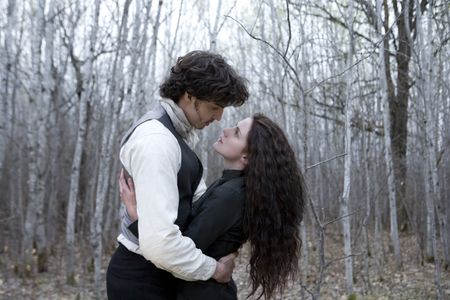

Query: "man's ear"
left=182, top=92, right=190, bottom=102
left=178, top=92, right=192, bottom=108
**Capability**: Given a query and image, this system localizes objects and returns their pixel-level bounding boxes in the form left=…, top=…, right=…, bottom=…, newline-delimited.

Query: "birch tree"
left=340, top=0, right=354, bottom=293
left=0, top=0, right=17, bottom=181
left=66, top=0, right=101, bottom=284
left=416, top=0, right=443, bottom=297
left=21, top=0, right=47, bottom=276
left=91, top=0, right=132, bottom=295
left=377, top=0, right=402, bottom=268
left=134, top=0, right=153, bottom=116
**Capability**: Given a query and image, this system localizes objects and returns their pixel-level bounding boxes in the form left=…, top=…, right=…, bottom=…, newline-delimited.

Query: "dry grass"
left=0, top=231, right=449, bottom=299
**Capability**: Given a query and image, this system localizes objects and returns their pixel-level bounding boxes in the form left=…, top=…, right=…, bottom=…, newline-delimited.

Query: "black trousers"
left=176, top=279, right=238, bottom=300
left=106, top=243, right=176, bottom=300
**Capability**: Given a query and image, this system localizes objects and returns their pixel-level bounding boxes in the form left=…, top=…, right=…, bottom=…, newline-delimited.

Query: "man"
left=107, top=50, right=249, bottom=299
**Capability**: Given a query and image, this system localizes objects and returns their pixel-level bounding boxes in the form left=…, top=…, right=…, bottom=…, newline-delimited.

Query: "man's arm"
left=192, top=178, right=207, bottom=203
left=120, top=121, right=233, bottom=282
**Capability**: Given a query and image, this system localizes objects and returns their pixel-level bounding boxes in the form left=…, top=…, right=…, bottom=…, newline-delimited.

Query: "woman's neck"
left=223, top=160, right=245, bottom=171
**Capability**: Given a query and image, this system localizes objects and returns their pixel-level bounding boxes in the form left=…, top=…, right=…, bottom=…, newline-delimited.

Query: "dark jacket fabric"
left=177, top=169, right=246, bottom=300
left=128, top=169, right=246, bottom=300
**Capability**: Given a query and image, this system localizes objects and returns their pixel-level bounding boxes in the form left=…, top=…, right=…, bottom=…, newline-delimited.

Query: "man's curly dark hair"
left=159, top=50, right=249, bottom=107
left=243, top=114, right=306, bottom=300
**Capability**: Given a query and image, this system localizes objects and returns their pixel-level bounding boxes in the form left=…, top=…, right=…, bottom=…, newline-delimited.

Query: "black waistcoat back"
left=157, top=113, right=203, bottom=229
left=121, top=111, right=203, bottom=230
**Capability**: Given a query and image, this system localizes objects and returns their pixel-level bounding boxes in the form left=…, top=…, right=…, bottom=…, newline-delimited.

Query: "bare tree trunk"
left=92, top=1, right=131, bottom=296
left=21, top=0, right=46, bottom=276
left=135, top=0, right=153, bottom=116
left=34, top=0, right=59, bottom=273
left=377, top=0, right=402, bottom=268
left=374, top=140, right=384, bottom=279
left=144, top=0, right=163, bottom=108
left=340, top=0, right=355, bottom=294
left=66, top=0, right=101, bottom=284
left=361, top=128, right=372, bottom=292
left=417, top=1, right=443, bottom=297
left=438, top=53, right=450, bottom=267
left=0, top=0, right=17, bottom=181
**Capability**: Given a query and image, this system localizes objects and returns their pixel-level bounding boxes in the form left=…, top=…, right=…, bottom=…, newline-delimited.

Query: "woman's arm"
left=182, top=186, right=243, bottom=251
left=119, top=169, right=138, bottom=222
left=119, top=175, right=243, bottom=252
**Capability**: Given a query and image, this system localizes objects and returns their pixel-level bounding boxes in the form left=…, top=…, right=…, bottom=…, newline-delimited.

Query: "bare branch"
left=325, top=253, right=363, bottom=269
left=284, top=0, right=292, bottom=58
left=323, top=209, right=361, bottom=228
left=306, top=153, right=347, bottom=170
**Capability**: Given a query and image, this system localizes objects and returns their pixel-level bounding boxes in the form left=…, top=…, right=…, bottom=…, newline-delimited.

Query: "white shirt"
left=118, top=119, right=215, bottom=281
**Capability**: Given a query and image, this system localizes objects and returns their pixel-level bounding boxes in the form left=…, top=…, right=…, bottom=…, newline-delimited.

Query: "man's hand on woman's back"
left=212, top=252, right=238, bottom=283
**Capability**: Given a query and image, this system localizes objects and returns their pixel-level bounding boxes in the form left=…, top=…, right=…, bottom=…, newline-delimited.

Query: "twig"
left=323, top=209, right=361, bottom=228
left=226, top=3, right=404, bottom=96
left=325, top=253, right=362, bottom=269
left=299, top=282, right=315, bottom=298
left=224, top=15, right=304, bottom=92
left=306, top=153, right=347, bottom=170
left=284, top=0, right=292, bottom=58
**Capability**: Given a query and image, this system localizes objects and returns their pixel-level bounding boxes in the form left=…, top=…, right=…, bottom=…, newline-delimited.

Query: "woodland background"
left=0, top=0, right=449, bottom=299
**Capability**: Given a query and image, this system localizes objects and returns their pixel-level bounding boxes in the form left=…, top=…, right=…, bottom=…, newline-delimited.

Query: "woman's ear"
left=241, top=154, right=248, bottom=166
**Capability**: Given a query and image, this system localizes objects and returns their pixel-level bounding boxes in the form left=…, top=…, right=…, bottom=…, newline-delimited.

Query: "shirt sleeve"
left=183, top=185, right=242, bottom=251
left=192, top=178, right=207, bottom=203
left=120, top=122, right=217, bottom=281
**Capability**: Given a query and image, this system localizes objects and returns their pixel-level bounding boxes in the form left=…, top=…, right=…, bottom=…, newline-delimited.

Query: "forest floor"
left=0, top=231, right=449, bottom=300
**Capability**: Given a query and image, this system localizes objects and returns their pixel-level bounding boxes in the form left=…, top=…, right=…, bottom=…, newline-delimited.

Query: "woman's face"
left=213, top=117, right=253, bottom=166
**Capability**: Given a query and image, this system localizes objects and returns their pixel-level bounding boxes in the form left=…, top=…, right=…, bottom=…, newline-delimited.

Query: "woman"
left=120, top=114, right=306, bottom=299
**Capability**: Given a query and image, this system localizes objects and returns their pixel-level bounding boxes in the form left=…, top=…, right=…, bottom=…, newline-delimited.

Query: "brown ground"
left=1, top=232, right=449, bottom=299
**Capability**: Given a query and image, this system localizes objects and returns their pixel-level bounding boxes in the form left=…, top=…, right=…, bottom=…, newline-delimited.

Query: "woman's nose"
left=223, top=127, right=231, bottom=136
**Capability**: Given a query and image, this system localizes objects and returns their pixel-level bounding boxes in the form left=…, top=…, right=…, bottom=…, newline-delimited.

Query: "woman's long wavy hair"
left=243, top=114, right=306, bottom=299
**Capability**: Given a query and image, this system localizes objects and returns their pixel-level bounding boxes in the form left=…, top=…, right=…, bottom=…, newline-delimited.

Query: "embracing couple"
left=106, top=51, right=307, bottom=300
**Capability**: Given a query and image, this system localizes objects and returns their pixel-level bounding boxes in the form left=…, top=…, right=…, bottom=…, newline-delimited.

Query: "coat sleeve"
left=182, top=185, right=242, bottom=251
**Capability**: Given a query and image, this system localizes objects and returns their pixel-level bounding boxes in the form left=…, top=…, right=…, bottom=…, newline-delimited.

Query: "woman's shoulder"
left=213, top=177, right=245, bottom=200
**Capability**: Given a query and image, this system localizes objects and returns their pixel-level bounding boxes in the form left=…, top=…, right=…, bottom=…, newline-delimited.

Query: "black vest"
left=157, top=113, right=203, bottom=229
left=121, top=111, right=203, bottom=231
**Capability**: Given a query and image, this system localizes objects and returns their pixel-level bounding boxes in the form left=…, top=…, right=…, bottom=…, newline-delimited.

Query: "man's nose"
left=214, top=107, right=224, bottom=121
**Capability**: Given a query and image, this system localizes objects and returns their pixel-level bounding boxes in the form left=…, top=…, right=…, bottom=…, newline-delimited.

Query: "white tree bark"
left=135, top=0, right=153, bottom=116
left=377, top=0, right=402, bottom=268
left=209, top=0, right=222, bottom=51
left=144, top=0, right=162, bottom=107
left=34, top=0, right=58, bottom=273
left=65, top=0, right=101, bottom=284
left=21, top=0, right=46, bottom=276
left=340, top=0, right=354, bottom=294
left=361, top=126, right=372, bottom=292
left=417, top=0, right=443, bottom=297
left=0, top=0, right=17, bottom=180
left=438, top=53, right=450, bottom=266
left=92, top=0, right=132, bottom=296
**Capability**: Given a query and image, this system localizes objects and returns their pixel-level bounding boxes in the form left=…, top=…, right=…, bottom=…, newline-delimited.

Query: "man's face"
left=183, top=95, right=225, bottom=129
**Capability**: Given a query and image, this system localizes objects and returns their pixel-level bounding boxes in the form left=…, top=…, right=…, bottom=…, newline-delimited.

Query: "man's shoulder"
left=121, top=120, right=180, bottom=156
left=131, top=119, right=174, bottom=141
